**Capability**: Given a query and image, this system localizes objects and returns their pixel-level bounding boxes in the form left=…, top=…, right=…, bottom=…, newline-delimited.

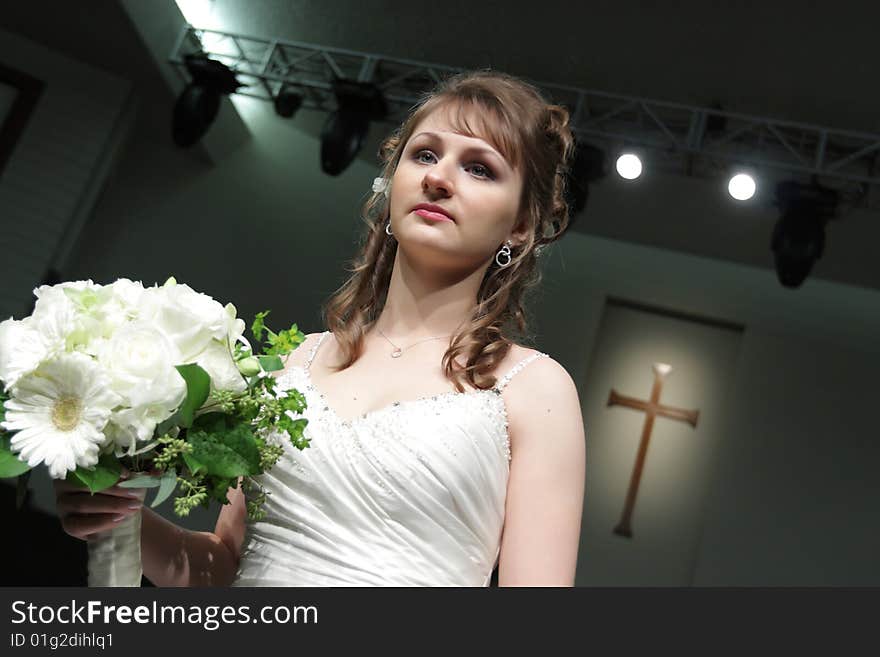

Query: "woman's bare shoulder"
left=504, top=341, right=544, bottom=365
left=498, top=340, right=566, bottom=392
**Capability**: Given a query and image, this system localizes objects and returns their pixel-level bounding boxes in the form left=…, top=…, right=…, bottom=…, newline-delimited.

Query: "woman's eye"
left=470, top=164, right=492, bottom=179
left=414, top=150, right=493, bottom=179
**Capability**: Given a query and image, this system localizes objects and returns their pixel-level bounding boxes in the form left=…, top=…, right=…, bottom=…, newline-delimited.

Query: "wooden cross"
left=607, top=363, right=699, bottom=539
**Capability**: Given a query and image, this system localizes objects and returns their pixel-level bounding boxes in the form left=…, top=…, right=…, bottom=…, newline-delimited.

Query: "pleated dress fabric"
left=232, top=331, right=548, bottom=586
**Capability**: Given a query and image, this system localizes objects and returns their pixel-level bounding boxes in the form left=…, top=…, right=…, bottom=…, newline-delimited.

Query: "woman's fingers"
left=99, top=485, right=148, bottom=499
left=56, top=492, right=143, bottom=517
left=53, top=471, right=150, bottom=541
left=63, top=513, right=139, bottom=540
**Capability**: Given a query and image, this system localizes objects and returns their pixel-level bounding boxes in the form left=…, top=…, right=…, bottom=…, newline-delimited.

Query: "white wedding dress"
left=232, top=330, right=548, bottom=586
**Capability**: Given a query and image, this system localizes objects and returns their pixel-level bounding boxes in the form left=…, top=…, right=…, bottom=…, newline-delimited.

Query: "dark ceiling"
left=2, top=0, right=879, bottom=291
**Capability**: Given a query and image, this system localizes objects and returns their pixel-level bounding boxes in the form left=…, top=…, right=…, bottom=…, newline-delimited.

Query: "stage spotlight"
left=728, top=173, right=756, bottom=200
left=274, top=86, right=303, bottom=118
left=616, top=153, right=642, bottom=180
left=771, top=180, right=838, bottom=288
left=564, top=139, right=607, bottom=219
left=172, top=53, right=245, bottom=148
left=321, top=79, right=387, bottom=176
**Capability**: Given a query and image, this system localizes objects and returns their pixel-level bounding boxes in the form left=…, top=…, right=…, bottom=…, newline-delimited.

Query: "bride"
left=54, top=69, right=586, bottom=586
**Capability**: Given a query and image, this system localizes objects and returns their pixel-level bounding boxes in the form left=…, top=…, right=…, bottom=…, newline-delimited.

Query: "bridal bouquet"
left=0, top=276, right=310, bottom=586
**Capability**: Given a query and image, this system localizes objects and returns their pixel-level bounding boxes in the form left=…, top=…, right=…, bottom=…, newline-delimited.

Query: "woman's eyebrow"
left=410, top=131, right=509, bottom=168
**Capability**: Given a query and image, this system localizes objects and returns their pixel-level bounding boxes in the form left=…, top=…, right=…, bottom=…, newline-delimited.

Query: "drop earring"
left=495, top=240, right=513, bottom=267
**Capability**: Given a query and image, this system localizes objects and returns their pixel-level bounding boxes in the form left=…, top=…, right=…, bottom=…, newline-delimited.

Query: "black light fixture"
left=274, top=85, right=303, bottom=118
left=564, top=138, right=607, bottom=221
left=771, top=180, right=838, bottom=288
left=705, top=101, right=727, bottom=135
left=320, top=79, right=387, bottom=176
left=172, top=53, right=245, bottom=148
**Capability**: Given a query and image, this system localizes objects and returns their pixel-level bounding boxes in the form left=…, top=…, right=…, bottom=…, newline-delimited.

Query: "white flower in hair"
left=372, top=177, right=390, bottom=198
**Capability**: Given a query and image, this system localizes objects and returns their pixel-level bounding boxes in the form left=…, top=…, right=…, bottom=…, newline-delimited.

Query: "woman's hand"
left=53, top=470, right=148, bottom=540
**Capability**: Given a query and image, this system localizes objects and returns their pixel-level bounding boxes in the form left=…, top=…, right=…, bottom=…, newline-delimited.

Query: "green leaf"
left=156, top=410, right=182, bottom=437
left=118, top=475, right=162, bottom=489
left=182, top=451, right=207, bottom=477
left=0, top=435, right=31, bottom=478
left=257, top=355, right=284, bottom=372
left=263, top=324, right=306, bottom=357
left=150, top=469, right=178, bottom=508
left=251, top=311, right=270, bottom=343
left=174, top=363, right=211, bottom=428
left=205, top=475, right=235, bottom=505
left=191, top=411, right=230, bottom=434
left=67, top=453, right=122, bottom=493
left=188, top=423, right=261, bottom=478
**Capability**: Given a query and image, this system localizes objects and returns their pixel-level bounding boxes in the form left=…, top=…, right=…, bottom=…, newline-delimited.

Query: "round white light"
left=615, top=153, right=643, bottom=180
left=728, top=173, right=756, bottom=201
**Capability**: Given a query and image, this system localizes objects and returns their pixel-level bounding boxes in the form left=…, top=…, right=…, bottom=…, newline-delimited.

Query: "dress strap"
left=305, top=331, right=331, bottom=371
left=494, top=351, right=549, bottom=393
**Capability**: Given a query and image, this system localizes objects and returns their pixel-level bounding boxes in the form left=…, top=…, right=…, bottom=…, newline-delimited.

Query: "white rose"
left=109, top=278, right=147, bottom=312
left=106, top=405, right=175, bottom=454
left=192, top=339, right=248, bottom=396
left=98, top=278, right=147, bottom=337
left=31, top=281, right=120, bottom=356
left=224, top=302, right=248, bottom=351
left=96, top=321, right=187, bottom=411
left=0, top=317, right=48, bottom=390
left=27, top=286, right=77, bottom=358
left=32, top=279, right=98, bottom=300
left=140, top=281, right=228, bottom=362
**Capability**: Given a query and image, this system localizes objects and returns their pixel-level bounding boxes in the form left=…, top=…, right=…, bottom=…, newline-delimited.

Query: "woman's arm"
left=140, top=484, right=246, bottom=587
left=497, top=358, right=586, bottom=586
left=142, top=332, right=320, bottom=586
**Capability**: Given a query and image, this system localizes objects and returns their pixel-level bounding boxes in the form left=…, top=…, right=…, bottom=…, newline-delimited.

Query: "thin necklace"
left=377, top=327, right=452, bottom=358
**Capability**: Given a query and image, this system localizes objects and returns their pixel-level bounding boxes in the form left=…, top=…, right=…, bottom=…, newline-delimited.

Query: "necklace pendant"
left=391, top=348, right=403, bottom=358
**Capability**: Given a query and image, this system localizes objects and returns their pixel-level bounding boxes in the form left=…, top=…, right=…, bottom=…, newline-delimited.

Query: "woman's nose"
left=422, top=164, right=454, bottom=196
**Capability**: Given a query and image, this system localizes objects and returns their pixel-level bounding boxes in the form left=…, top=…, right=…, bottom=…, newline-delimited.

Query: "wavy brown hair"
left=320, top=69, right=575, bottom=392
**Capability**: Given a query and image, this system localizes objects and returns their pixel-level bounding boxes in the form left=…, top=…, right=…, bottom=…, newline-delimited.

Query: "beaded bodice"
left=232, top=331, right=549, bottom=587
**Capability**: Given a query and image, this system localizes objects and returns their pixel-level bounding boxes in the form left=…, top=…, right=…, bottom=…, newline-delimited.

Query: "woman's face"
left=389, top=105, right=526, bottom=272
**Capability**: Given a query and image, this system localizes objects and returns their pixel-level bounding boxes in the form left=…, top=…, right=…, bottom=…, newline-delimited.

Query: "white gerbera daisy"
left=1, top=352, right=122, bottom=479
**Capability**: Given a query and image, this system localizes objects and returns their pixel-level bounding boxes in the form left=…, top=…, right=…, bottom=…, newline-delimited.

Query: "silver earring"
left=385, top=220, right=393, bottom=237
left=495, top=240, right=513, bottom=267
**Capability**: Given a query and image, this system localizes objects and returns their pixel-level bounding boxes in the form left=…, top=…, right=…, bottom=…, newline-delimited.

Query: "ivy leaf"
left=205, top=475, right=236, bottom=506
left=150, top=469, right=179, bottom=508
left=188, top=423, right=261, bottom=478
left=174, top=363, right=211, bottom=428
left=182, top=451, right=207, bottom=477
left=191, top=411, right=230, bottom=434
left=257, top=355, right=284, bottom=372
left=0, top=435, right=31, bottom=479
left=67, top=453, right=122, bottom=493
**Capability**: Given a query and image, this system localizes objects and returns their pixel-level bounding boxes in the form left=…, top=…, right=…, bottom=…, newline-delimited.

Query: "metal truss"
left=170, top=25, right=880, bottom=209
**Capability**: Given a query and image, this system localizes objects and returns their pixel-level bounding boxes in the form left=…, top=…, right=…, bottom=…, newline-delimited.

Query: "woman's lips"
left=413, top=209, right=454, bottom=222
